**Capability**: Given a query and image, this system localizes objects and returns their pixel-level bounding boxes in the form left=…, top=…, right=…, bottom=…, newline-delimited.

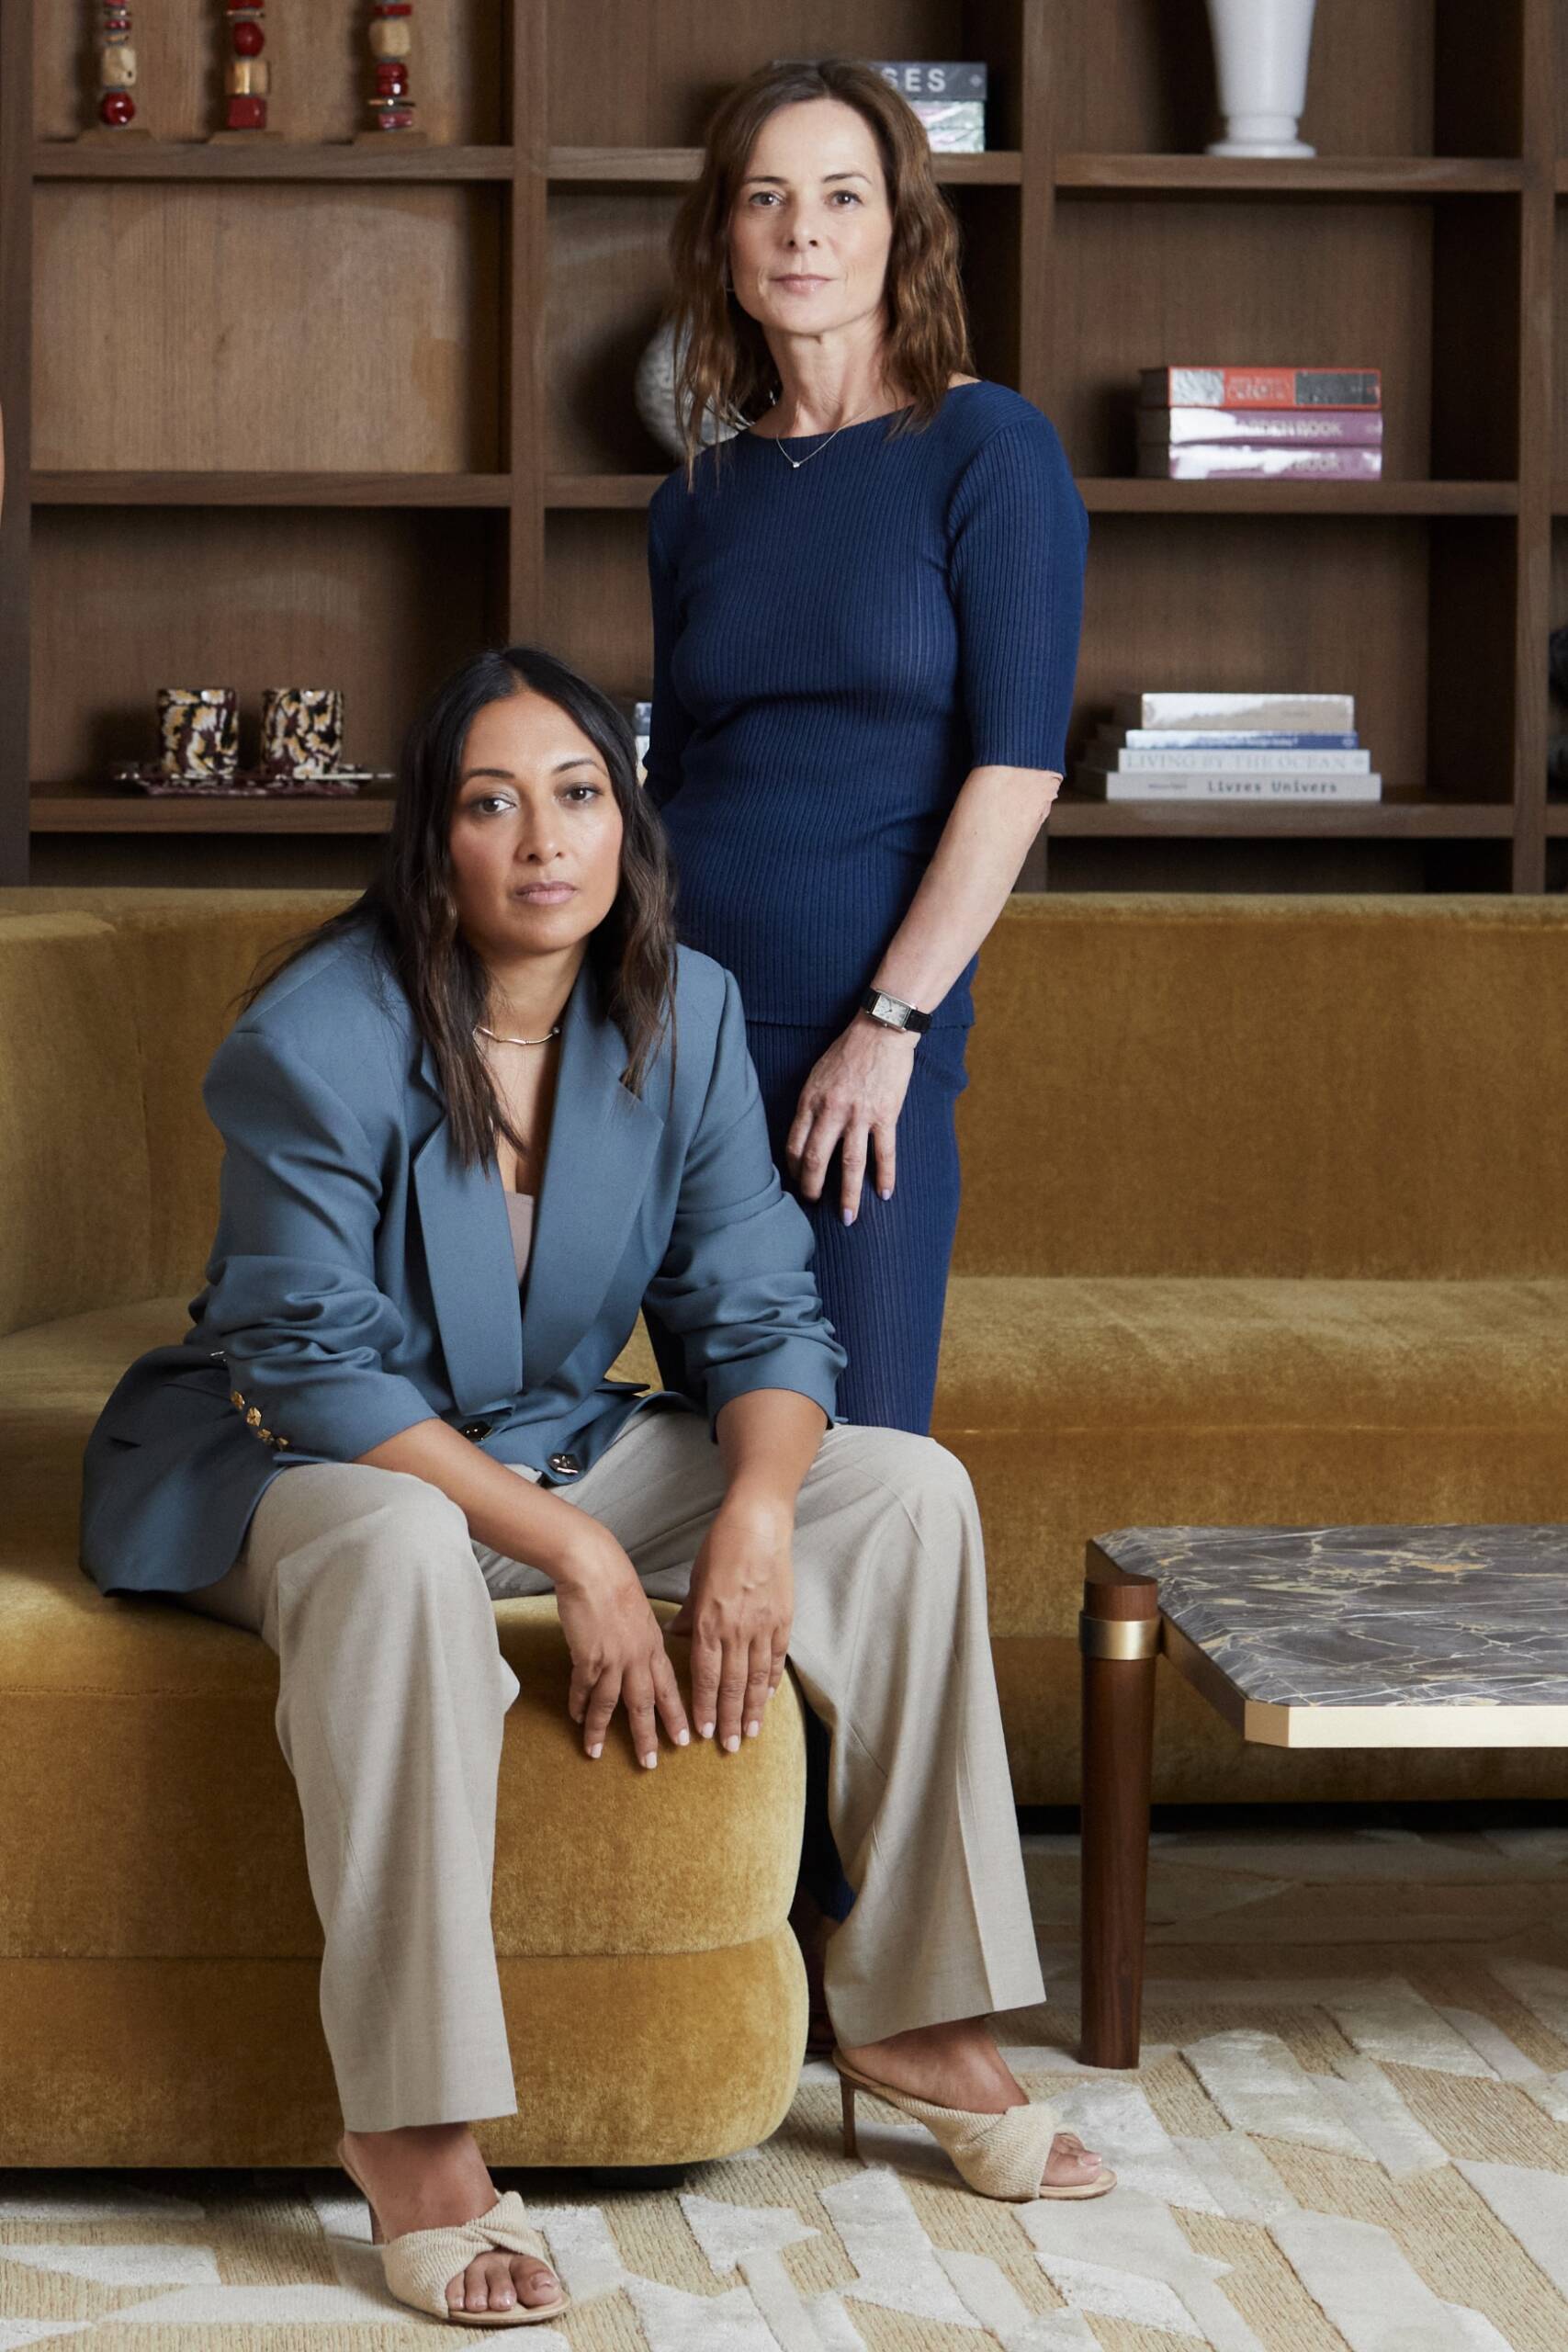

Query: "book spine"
left=1071, top=772, right=1382, bottom=801
left=1086, top=747, right=1371, bottom=775
left=1105, top=729, right=1360, bottom=749
left=1140, top=445, right=1382, bottom=481
left=1137, top=407, right=1384, bottom=447
left=1139, top=367, right=1382, bottom=410
left=871, top=60, right=987, bottom=96
left=1111, top=694, right=1357, bottom=729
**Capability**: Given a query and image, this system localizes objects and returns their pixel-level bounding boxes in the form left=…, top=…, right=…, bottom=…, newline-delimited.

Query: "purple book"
left=1137, top=406, right=1384, bottom=447
left=1139, top=446, right=1383, bottom=482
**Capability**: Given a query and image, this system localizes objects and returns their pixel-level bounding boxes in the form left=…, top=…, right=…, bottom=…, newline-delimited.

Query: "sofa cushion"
left=0, top=1302, right=803, bottom=1964
left=955, top=896, right=1568, bottom=1282
left=0, top=917, right=154, bottom=1333
left=932, top=1273, right=1568, bottom=1639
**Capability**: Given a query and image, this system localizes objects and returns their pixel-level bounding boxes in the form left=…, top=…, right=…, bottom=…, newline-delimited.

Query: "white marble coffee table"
left=1077, top=1524, right=1568, bottom=2066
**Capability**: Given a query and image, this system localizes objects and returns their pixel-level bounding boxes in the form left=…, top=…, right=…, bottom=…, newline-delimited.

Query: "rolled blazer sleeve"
left=642, top=967, right=848, bottom=1435
left=198, top=1025, right=436, bottom=1462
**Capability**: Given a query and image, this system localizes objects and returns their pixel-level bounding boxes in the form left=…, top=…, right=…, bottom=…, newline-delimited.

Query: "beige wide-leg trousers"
left=176, top=1406, right=1046, bottom=2133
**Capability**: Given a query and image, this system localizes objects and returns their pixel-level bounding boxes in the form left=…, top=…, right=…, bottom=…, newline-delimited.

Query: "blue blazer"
left=80, top=922, right=848, bottom=1599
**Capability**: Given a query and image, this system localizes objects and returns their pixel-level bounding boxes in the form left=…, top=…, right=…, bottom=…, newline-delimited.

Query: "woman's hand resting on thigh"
left=786, top=1015, right=919, bottom=1223
left=666, top=1491, right=795, bottom=1751
left=555, top=1521, right=692, bottom=1768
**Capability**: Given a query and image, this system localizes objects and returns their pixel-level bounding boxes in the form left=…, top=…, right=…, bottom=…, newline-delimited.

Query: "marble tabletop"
left=1093, top=1525, right=1568, bottom=1720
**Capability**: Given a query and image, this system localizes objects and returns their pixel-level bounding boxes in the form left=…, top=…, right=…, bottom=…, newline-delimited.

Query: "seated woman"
left=80, top=643, right=1114, bottom=2333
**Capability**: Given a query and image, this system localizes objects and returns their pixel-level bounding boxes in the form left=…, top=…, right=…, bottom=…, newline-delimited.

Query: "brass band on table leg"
left=1078, top=1611, right=1163, bottom=1661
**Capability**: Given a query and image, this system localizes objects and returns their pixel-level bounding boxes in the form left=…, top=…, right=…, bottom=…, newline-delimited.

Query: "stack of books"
left=1070, top=693, right=1382, bottom=804
left=1137, top=367, right=1383, bottom=482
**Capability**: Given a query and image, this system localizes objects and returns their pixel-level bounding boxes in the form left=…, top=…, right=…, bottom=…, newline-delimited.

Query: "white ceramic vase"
left=1204, top=0, right=1317, bottom=159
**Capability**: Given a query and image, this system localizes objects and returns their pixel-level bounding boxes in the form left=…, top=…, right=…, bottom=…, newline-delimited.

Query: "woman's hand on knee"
left=667, top=1498, right=794, bottom=1753
left=555, top=1533, right=691, bottom=1767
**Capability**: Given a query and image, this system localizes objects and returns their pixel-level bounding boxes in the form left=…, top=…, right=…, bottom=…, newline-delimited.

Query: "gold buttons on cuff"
left=227, top=1382, right=288, bottom=1448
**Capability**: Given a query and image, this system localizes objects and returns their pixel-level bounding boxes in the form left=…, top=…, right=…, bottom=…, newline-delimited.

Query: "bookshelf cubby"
left=0, top=0, right=1557, bottom=893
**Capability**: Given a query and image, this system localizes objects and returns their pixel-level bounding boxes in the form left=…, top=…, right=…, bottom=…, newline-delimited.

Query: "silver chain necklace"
left=764, top=388, right=886, bottom=472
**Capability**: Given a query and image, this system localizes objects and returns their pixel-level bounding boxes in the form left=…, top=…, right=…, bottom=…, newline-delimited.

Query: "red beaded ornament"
left=224, top=4, right=269, bottom=132
left=95, top=0, right=139, bottom=129
left=367, top=3, right=418, bottom=133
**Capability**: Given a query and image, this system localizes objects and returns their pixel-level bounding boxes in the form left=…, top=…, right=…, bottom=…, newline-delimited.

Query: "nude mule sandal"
left=336, top=2137, right=570, bottom=2328
left=832, top=2053, right=1118, bottom=2201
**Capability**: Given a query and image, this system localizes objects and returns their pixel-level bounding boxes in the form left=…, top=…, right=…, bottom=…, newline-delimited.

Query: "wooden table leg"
left=1078, top=1544, right=1161, bottom=2067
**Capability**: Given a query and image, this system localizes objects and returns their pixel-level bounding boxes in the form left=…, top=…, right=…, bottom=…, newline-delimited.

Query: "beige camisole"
left=504, top=1189, right=536, bottom=1282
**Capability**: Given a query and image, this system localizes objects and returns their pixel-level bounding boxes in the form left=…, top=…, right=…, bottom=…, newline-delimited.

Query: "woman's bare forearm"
left=715, top=1387, right=829, bottom=1517
left=868, top=763, right=1059, bottom=1014
left=355, top=1417, right=599, bottom=1585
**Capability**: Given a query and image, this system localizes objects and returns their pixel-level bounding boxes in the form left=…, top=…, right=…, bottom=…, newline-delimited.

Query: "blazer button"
left=547, top=1451, right=582, bottom=1478
left=460, top=1419, right=492, bottom=1442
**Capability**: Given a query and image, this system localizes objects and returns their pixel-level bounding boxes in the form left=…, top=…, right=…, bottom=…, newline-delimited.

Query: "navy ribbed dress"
left=644, top=379, right=1089, bottom=1436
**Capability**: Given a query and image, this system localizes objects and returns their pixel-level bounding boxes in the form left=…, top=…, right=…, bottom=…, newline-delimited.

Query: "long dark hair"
left=666, top=56, right=976, bottom=487
left=239, top=646, right=679, bottom=1169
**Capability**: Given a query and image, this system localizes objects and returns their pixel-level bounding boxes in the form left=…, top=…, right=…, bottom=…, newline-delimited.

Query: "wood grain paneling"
left=1045, top=0, right=1437, bottom=162
left=1071, top=513, right=1432, bottom=791
left=34, top=185, right=503, bottom=472
left=547, top=0, right=970, bottom=149
left=1044, top=198, right=1438, bottom=481
left=539, top=510, right=657, bottom=701
left=31, top=507, right=502, bottom=784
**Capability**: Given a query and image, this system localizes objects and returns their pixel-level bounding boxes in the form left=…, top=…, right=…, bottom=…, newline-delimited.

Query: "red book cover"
left=1139, top=367, right=1382, bottom=410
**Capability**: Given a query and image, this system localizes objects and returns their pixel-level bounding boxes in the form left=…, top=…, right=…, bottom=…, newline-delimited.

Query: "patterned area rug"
left=4, top=1817, right=1568, bottom=2349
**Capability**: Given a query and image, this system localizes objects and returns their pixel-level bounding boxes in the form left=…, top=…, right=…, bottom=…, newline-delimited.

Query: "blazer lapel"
left=412, top=1104, right=525, bottom=1416
left=412, top=956, right=666, bottom=1411
left=521, top=956, right=665, bottom=1392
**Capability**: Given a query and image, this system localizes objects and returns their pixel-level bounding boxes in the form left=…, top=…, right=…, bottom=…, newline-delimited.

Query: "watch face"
left=872, top=992, right=906, bottom=1027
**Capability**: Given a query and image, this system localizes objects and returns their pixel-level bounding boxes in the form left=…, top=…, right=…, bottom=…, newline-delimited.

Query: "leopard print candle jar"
left=158, top=688, right=239, bottom=778
left=260, top=687, right=345, bottom=776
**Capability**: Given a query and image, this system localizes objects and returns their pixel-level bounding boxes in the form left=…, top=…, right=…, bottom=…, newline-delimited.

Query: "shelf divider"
left=544, top=145, right=1021, bottom=185
left=1056, top=154, right=1526, bottom=196
left=0, top=0, right=31, bottom=882
left=34, top=142, right=513, bottom=181
left=33, top=472, right=513, bottom=508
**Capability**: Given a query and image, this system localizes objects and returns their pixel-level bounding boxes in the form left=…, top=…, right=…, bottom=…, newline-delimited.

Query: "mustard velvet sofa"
left=5, top=887, right=1568, bottom=2165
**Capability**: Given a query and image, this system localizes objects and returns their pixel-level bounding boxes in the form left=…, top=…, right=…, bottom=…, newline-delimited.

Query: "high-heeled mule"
left=832, top=2053, right=1118, bottom=2201
left=336, top=2136, right=570, bottom=2329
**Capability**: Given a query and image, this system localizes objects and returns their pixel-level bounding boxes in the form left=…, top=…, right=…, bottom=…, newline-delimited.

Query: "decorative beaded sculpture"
left=367, top=4, right=416, bottom=134
left=95, top=1, right=138, bottom=129
left=224, top=0, right=269, bottom=132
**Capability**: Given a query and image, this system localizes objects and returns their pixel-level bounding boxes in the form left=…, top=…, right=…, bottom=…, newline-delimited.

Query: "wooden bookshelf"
left=0, top=0, right=1561, bottom=894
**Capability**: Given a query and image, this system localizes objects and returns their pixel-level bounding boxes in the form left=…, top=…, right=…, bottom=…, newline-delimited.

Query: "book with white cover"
left=1112, top=693, right=1356, bottom=731
left=1070, top=769, right=1382, bottom=802
left=1105, top=728, right=1360, bottom=750
left=1083, top=745, right=1371, bottom=775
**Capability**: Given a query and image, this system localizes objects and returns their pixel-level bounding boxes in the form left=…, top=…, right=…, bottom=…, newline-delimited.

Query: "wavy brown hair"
left=665, top=56, right=976, bottom=486
left=237, top=646, right=679, bottom=1170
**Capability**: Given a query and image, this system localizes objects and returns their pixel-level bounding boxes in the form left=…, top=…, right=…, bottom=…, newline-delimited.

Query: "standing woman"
left=643, top=54, right=1088, bottom=1440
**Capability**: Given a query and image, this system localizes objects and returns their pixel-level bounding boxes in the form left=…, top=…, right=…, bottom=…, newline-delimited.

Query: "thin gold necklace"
left=475, top=1021, right=561, bottom=1048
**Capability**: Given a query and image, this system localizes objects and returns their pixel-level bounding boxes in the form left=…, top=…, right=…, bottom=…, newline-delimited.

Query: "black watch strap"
left=861, top=986, right=932, bottom=1035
